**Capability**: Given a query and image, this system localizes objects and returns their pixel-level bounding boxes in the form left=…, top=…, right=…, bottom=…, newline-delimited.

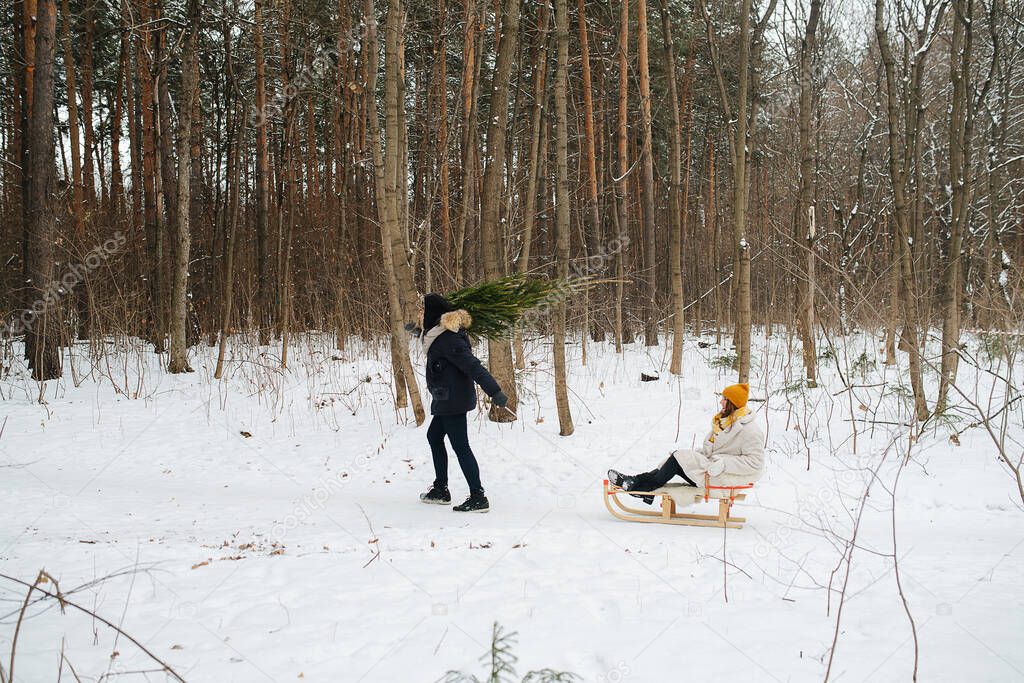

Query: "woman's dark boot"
left=607, top=469, right=626, bottom=487
left=420, top=483, right=451, bottom=505
left=608, top=469, right=658, bottom=505
left=453, top=492, right=489, bottom=513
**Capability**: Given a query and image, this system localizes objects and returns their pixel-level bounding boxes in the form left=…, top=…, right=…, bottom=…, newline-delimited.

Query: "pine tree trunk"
left=513, top=2, right=549, bottom=370
left=110, top=24, right=127, bottom=219
left=59, top=0, right=83, bottom=238
left=578, top=0, right=604, bottom=344
left=59, top=0, right=90, bottom=339
left=80, top=0, right=97, bottom=211
left=636, top=0, right=658, bottom=346
left=454, top=0, right=479, bottom=285
left=332, top=0, right=352, bottom=349
left=552, top=0, right=574, bottom=435
left=253, top=0, right=272, bottom=345
left=660, top=0, right=684, bottom=375
left=136, top=0, right=163, bottom=351
left=24, top=0, right=61, bottom=381
left=435, top=0, right=451, bottom=280
left=214, top=101, right=242, bottom=379
left=126, top=12, right=143, bottom=236
left=214, top=25, right=242, bottom=379
left=280, top=119, right=298, bottom=369
left=613, top=0, right=629, bottom=353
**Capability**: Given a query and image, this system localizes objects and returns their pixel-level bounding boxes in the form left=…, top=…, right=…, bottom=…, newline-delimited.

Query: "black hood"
left=423, top=293, right=453, bottom=332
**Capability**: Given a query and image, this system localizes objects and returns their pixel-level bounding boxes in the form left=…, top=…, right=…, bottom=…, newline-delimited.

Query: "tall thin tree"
left=168, top=0, right=200, bottom=373
left=478, top=0, right=522, bottom=422
left=552, top=0, right=574, bottom=435
left=24, top=0, right=61, bottom=381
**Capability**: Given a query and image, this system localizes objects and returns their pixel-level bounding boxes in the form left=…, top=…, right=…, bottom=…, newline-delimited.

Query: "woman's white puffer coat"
left=670, top=411, right=765, bottom=487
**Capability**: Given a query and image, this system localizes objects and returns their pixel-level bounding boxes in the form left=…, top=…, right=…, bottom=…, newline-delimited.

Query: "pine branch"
left=446, top=274, right=594, bottom=340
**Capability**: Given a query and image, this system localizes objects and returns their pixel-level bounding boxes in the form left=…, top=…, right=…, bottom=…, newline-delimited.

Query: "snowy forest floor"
left=1, top=330, right=1022, bottom=682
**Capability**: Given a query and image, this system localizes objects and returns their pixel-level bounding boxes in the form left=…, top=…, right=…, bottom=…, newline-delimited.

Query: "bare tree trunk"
left=884, top=232, right=899, bottom=365
left=156, top=12, right=180, bottom=331
left=479, top=0, right=521, bottom=423
left=700, top=0, right=773, bottom=381
left=513, top=2, right=549, bottom=370
left=938, top=0, right=978, bottom=412
left=332, top=0, right=353, bottom=350
left=660, top=0, right=685, bottom=375
left=253, top=0, right=272, bottom=345
left=637, top=0, right=658, bottom=346
left=214, top=102, right=242, bottom=379
left=80, top=0, right=97, bottom=210
left=24, top=0, right=61, bottom=381
left=731, top=0, right=754, bottom=382
left=453, top=0, right=479, bottom=285
left=126, top=11, right=143, bottom=236
left=614, top=0, right=629, bottom=352
left=551, top=0, right=574, bottom=435
left=384, top=15, right=419, bottom=320
left=280, top=119, right=298, bottom=369
left=136, top=0, right=164, bottom=351
left=59, top=0, right=83, bottom=237
left=435, top=0, right=451, bottom=279
left=16, top=0, right=36, bottom=299
left=578, top=0, right=603, bottom=344
left=110, top=25, right=128, bottom=219
left=796, top=0, right=821, bottom=387
left=710, top=140, right=722, bottom=346
left=365, top=0, right=425, bottom=424
left=59, top=0, right=92, bottom=339
left=874, top=0, right=942, bottom=421
left=168, top=0, right=200, bottom=373
left=214, top=15, right=242, bottom=378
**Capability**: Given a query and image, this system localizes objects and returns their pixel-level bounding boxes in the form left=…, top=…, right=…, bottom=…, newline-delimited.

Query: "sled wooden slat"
left=603, top=480, right=748, bottom=529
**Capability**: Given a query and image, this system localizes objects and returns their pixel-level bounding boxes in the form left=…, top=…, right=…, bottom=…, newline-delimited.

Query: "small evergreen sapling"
left=440, top=622, right=579, bottom=683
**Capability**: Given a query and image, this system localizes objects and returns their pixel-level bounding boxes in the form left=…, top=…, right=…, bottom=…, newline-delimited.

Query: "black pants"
left=427, top=413, right=483, bottom=494
left=634, top=456, right=698, bottom=490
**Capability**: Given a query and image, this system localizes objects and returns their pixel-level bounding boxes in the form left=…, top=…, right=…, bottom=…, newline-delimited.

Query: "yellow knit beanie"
left=722, top=383, right=749, bottom=409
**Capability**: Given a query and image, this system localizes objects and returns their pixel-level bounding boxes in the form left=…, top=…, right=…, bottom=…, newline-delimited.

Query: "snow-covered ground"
left=1, top=331, right=1022, bottom=682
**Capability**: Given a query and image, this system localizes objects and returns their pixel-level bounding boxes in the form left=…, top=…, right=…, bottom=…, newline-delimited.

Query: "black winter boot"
left=607, top=469, right=626, bottom=488
left=453, top=492, right=489, bottom=513
left=420, top=483, right=451, bottom=505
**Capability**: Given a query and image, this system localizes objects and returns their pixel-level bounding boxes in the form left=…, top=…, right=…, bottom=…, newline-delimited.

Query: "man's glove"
left=706, top=458, right=727, bottom=477
left=492, top=391, right=509, bottom=408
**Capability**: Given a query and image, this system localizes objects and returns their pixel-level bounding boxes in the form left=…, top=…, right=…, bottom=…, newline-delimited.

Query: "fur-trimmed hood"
left=423, top=309, right=472, bottom=354
left=440, top=309, right=472, bottom=332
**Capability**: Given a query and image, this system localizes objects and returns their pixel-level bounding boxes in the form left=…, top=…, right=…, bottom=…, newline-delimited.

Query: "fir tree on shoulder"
left=439, top=622, right=579, bottom=683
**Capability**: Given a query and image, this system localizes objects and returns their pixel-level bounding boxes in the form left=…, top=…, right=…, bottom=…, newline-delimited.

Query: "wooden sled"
left=603, top=477, right=752, bottom=529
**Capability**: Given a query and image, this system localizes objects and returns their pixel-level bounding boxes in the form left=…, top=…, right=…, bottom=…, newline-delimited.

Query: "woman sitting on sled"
left=608, top=382, right=764, bottom=503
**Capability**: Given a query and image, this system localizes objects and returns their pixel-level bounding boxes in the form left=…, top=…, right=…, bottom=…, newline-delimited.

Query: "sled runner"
left=602, top=476, right=752, bottom=528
